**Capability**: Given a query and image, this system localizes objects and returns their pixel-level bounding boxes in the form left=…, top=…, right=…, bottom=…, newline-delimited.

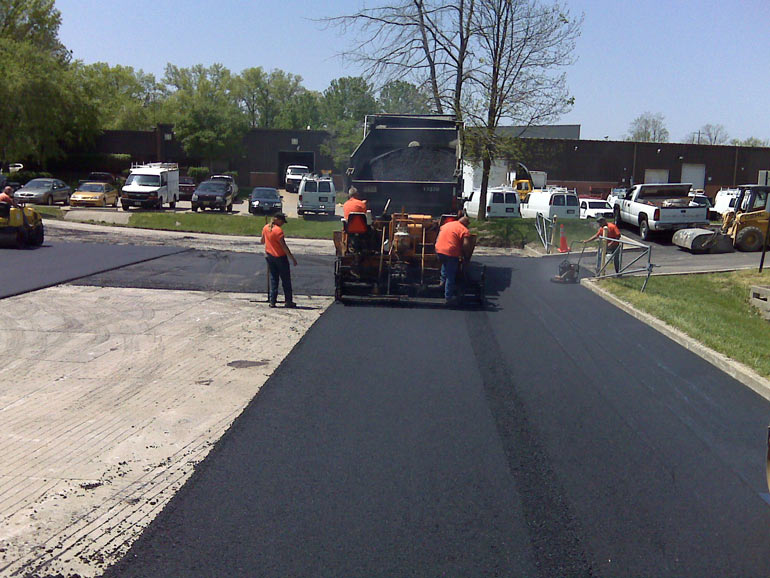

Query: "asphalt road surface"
left=71, top=249, right=336, bottom=296
left=0, top=242, right=185, bottom=299
left=98, top=254, right=770, bottom=577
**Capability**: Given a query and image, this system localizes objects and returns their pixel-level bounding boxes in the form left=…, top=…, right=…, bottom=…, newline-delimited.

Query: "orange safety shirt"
left=343, top=198, right=368, bottom=220
left=262, top=223, right=287, bottom=257
left=435, top=220, right=470, bottom=257
left=603, top=222, right=621, bottom=248
left=0, top=192, right=13, bottom=204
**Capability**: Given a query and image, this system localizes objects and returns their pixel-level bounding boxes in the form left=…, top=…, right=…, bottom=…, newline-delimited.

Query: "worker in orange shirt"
left=583, top=216, right=622, bottom=274
left=260, top=213, right=298, bottom=308
left=343, top=187, right=368, bottom=221
left=435, top=215, right=472, bottom=304
left=0, top=186, right=18, bottom=206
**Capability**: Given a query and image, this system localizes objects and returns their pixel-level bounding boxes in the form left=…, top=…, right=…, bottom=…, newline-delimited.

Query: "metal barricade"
left=535, top=213, right=555, bottom=253
left=593, top=235, right=655, bottom=292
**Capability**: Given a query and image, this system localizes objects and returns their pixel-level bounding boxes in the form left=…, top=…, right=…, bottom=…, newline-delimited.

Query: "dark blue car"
left=249, top=187, right=283, bottom=215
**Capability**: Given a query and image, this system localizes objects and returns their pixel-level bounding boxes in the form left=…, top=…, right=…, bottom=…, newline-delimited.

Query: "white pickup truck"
left=607, top=183, right=709, bottom=240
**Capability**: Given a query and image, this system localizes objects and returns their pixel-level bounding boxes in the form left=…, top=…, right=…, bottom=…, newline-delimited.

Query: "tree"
left=730, top=136, right=770, bottom=147
left=77, top=63, right=165, bottom=130
left=378, top=79, right=432, bottom=114
left=0, top=0, right=69, bottom=60
left=468, top=0, right=580, bottom=218
left=320, top=77, right=379, bottom=170
left=275, top=90, right=323, bottom=130
left=684, top=124, right=729, bottom=145
left=163, top=64, right=247, bottom=165
left=325, top=1, right=476, bottom=118
left=0, top=38, right=98, bottom=166
left=325, top=0, right=582, bottom=219
left=626, top=112, right=669, bottom=142
left=234, top=67, right=305, bottom=129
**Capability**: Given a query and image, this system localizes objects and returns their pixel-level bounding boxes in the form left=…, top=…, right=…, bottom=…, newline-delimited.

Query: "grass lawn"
left=30, top=206, right=63, bottom=219
left=600, top=270, right=770, bottom=379
left=128, top=212, right=341, bottom=239
left=470, top=217, right=600, bottom=248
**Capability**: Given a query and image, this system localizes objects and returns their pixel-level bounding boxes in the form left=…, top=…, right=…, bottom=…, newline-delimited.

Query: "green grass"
left=31, top=206, right=63, bottom=219
left=127, top=212, right=341, bottom=239
left=470, top=217, right=599, bottom=248
left=600, top=270, right=770, bottom=379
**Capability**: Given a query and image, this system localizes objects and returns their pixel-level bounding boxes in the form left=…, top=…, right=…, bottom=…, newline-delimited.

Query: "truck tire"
left=613, top=206, right=622, bottom=227
left=121, top=202, right=129, bottom=211
left=639, top=217, right=650, bottom=241
left=169, top=197, right=176, bottom=209
left=735, top=226, right=764, bottom=252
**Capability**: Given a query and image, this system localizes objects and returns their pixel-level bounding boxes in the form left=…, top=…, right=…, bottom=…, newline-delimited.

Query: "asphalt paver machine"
left=333, top=210, right=485, bottom=305
left=334, top=114, right=485, bottom=306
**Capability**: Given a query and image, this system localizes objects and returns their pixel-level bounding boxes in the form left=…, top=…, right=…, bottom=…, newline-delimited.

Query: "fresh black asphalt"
left=98, top=254, right=770, bottom=577
left=69, top=249, right=336, bottom=296
left=0, top=241, right=185, bottom=299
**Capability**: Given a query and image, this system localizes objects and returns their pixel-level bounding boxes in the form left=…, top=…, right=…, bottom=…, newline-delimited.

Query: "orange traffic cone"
left=558, top=224, right=569, bottom=253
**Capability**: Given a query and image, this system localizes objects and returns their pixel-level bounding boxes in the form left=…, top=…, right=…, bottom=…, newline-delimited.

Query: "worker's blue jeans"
left=266, top=254, right=293, bottom=304
left=438, top=253, right=459, bottom=300
left=597, top=244, right=622, bottom=274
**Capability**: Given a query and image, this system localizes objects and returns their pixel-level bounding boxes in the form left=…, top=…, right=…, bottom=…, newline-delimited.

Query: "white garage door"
left=681, top=164, right=706, bottom=189
left=644, top=169, right=669, bottom=183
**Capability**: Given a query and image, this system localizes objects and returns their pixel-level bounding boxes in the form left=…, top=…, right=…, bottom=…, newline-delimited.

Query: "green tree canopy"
left=163, top=63, right=247, bottom=164
left=78, top=63, right=165, bottom=130
left=378, top=80, right=432, bottom=114
left=0, top=38, right=98, bottom=165
left=234, top=67, right=305, bottom=129
left=0, top=0, right=68, bottom=60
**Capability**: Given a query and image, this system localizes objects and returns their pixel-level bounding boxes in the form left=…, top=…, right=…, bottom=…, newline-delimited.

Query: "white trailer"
left=121, top=163, right=180, bottom=210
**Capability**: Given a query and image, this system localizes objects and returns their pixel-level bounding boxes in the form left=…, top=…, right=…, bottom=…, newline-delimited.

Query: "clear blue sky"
left=56, top=0, right=770, bottom=142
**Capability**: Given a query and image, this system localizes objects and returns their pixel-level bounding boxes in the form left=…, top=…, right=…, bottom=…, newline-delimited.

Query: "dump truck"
left=334, top=114, right=484, bottom=305
left=673, top=185, right=770, bottom=253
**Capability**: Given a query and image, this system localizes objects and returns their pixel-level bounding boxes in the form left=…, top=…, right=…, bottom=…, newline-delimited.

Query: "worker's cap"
left=595, top=216, right=607, bottom=224
left=274, top=212, right=287, bottom=222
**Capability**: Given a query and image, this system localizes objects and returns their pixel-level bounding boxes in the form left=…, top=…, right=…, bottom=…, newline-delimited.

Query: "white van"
left=710, top=188, right=740, bottom=220
left=464, top=186, right=520, bottom=218
left=520, top=187, right=579, bottom=219
left=121, top=163, right=179, bottom=210
left=297, top=175, right=336, bottom=216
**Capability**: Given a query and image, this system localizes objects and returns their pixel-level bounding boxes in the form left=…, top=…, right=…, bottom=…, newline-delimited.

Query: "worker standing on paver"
left=260, top=212, right=297, bottom=308
left=343, top=187, right=368, bottom=221
left=583, top=216, right=622, bottom=274
left=435, top=215, right=472, bottom=305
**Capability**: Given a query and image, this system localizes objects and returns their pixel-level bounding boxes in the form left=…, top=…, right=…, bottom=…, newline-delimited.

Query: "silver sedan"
left=13, top=178, right=72, bottom=206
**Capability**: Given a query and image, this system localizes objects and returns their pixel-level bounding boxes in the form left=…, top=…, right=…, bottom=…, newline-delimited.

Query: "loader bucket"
left=672, top=228, right=734, bottom=254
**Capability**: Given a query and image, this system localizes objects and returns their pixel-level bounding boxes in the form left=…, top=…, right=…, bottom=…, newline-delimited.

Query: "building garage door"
left=681, top=163, right=706, bottom=189
left=644, top=169, right=669, bottom=183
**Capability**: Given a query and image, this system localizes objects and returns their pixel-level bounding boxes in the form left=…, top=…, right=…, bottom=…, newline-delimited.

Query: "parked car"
left=179, top=176, right=197, bottom=201
left=710, top=188, right=740, bottom=220
left=70, top=182, right=119, bottom=207
left=210, top=175, right=239, bottom=197
left=285, top=165, right=309, bottom=193
left=688, top=193, right=713, bottom=210
left=248, top=187, right=283, bottom=215
left=579, top=197, right=614, bottom=220
left=297, top=174, right=336, bottom=216
left=520, top=187, right=579, bottom=219
left=13, top=178, right=71, bottom=206
left=464, top=186, right=520, bottom=218
left=86, top=172, right=118, bottom=185
left=191, top=180, right=236, bottom=212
